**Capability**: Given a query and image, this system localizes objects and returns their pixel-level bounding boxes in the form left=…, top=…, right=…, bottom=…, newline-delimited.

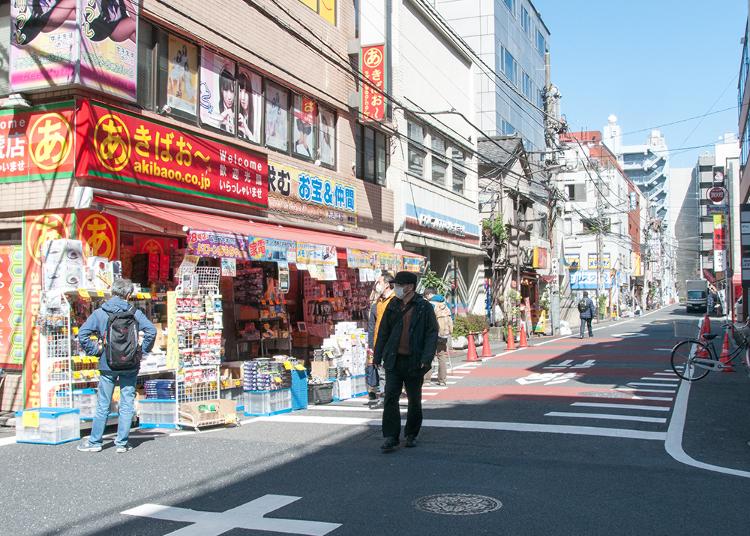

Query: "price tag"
left=72, top=356, right=82, bottom=364
left=273, top=376, right=282, bottom=384
left=78, top=289, right=91, bottom=299
left=73, top=371, right=82, bottom=380
left=144, top=293, right=152, bottom=299
left=96, top=290, right=105, bottom=298
left=136, top=292, right=145, bottom=300
left=283, top=361, right=292, bottom=370
left=294, top=364, right=306, bottom=371
left=22, top=411, right=39, bottom=428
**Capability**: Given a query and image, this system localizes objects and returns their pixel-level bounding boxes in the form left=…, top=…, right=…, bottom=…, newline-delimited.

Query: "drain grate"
left=414, top=494, right=502, bottom=516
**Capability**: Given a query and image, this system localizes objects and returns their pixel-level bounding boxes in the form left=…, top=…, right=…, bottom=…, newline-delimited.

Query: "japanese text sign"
left=296, top=243, right=337, bottom=266
left=187, top=230, right=295, bottom=262
left=346, top=249, right=376, bottom=269
left=0, top=103, right=75, bottom=182
left=361, top=45, right=386, bottom=121
left=76, top=210, right=119, bottom=260
left=76, top=101, right=268, bottom=208
left=402, top=256, right=424, bottom=273
left=268, top=162, right=357, bottom=226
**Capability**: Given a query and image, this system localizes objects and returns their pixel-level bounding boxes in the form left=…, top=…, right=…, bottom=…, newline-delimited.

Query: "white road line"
left=446, top=376, right=462, bottom=380
left=639, top=377, right=679, bottom=382
left=305, top=405, right=405, bottom=414
left=571, top=402, right=670, bottom=412
left=632, top=396, right=674, bottom=402
left=422, top=392, right=439, bottom=396
left=0, top=436, right=16, bottom=447
left=423, top=386, right=448, bottom=390
left=545, top=412, right=667, bottom=424
left=666, top=353, right=750, bottom=479
left=617, top=387, right=676, bottom=394
left=262, top=414, right=667, bottom=441
left=627, top=382, right=680, bottom=388
left=654, top=372, right=678, bottom=376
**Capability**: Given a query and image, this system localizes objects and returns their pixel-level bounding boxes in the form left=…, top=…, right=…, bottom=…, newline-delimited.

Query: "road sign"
left=708, top=186, right=727, bottom=204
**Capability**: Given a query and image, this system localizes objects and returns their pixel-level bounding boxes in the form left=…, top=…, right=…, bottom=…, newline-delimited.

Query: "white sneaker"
left=116, top=444, right=133, bottom=453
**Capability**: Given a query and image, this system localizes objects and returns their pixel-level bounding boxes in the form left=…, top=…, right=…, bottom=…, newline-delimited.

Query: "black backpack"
left=105, top=305, right=141, bottom=370
left=577, top=299, right=589, bottom=313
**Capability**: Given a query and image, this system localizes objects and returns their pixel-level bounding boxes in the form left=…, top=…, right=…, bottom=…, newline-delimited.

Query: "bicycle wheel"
left=671, top=339, right=712, bottom=381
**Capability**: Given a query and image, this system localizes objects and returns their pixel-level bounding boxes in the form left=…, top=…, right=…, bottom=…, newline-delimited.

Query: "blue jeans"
left=579, top=318, right=593, bottom=338
left=89, top=371, right=138, bottom=447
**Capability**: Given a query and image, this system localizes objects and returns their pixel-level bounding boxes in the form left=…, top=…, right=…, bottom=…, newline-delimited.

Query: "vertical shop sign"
left=79, top=0, right=138, bottom=101
left=0, top=246, right=24, bottom=368
left=361, top=45, right=386, bottom=121
left=166, top=291, right=179, bottom=370
left=23, top=213, right=72, bottom=408
left=76, top=210, right=118, bottom=260
left=10, top=0, right=77, bottom=91
left=714, top=214, right=726, bottom=274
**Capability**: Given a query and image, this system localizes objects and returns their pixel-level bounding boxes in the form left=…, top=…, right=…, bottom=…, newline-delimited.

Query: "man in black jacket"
left=373, top=271, right=439, bottom=451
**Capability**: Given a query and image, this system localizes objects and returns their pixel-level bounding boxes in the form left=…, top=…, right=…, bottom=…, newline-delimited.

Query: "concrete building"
left=360, top=0, right=483, bottom=314
left=431, top=0, right=550, bottom=153
left=670, top=167, right=701, bottom=298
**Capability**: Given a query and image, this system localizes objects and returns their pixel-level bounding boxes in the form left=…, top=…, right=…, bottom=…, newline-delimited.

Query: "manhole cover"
left=414, top=494, right=502, bottom=516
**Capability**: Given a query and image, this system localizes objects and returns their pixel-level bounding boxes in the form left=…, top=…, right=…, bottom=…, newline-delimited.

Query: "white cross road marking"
left=611, top=332, right=648, bottom=338
left=571, top=402, right=670, bottom=412
left=544, top=359, right=574, bottom=369
left=654, top=372, right=678, bottom=376
left=617, top=387, right=676, bottom=393
left=423, top=386, right=448, bottom=390
left=572, top=359, right=597, bottom=369
left=516, top=372, right=578, bottom=385
left=631, top=395, right=674, bottom=401
left=640, top=377, right=679, bottom=382
left=627, top=382, right=679, bottom=388
left=121, top=495, right=342, bottom=536
left=422, top=391, right=439, bottom=396
left=545, top=411, right=667, bottom=424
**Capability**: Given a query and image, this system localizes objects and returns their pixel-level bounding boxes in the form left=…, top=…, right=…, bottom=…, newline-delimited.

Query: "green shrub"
left=421, top=270, right=448, bottom=295
left=453, top=314, right=489, bottom=337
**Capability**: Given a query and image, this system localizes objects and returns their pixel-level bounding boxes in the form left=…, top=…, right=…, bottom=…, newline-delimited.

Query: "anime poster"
left=237, top=66, right=263, bottom=144
left=318, top=107, right=335, bottom=167
left=10, top=0, right=78, bottom=91
left=292, top=94, right=316, bottom=159
left=167, top=34, right=198, bottom=116
left=265, top=81, right=289, bottom=152
left=79, top=0, right=138, bottom=101
left=199, top=49, right=236, bottom=134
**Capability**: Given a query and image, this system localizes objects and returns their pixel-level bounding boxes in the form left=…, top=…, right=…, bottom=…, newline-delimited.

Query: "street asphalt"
left=1, top=305, right=749, bottom=535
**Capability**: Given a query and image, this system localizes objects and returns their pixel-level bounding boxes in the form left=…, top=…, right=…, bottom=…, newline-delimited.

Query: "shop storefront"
left=1, top=99, right=414, bottom=423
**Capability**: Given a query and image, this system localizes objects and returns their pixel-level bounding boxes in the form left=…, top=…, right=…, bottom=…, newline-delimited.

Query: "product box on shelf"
left=333, top=378, right=353, bottom=401
left=138, top=399, right=178, bottom=429
left=15, top=408, right=81, bottom=445
left=243, top=389, right=292, bottom=416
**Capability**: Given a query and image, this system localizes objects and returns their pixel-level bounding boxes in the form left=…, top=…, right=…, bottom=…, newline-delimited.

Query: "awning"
left=93, top=196, right=419, bottom=259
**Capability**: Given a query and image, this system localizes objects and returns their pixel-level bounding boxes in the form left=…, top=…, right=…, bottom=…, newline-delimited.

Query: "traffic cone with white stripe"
left=719, top=330, right=735, bottom=372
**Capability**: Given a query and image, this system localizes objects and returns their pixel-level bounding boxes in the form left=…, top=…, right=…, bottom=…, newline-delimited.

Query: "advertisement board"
left=361, top=44, right=386, bottom=121
left=167, top=35, right=199, bottom=117
left=0, top=246, right=24, bottom=369
left=76, top=101, right=268, bottom=208
left=199, top=49, right=236, bottom=134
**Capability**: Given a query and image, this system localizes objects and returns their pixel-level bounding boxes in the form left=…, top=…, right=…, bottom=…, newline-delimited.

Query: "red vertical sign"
left=361, top=45, right=386, bottom=121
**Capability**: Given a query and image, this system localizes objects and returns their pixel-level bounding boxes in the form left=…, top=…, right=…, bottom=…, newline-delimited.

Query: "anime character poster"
left=199, top=48, right=236, bottom=134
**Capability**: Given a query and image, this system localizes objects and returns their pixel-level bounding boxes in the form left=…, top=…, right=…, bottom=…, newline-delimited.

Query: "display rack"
left=39, top=294, right=72, bottom=408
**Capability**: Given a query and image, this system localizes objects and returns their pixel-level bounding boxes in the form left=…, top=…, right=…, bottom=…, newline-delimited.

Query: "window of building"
left=566, top=183, right=587, bottom=201
left=431, top=133, right=446, bottom=155
left=292, top=94, right=317, bottom=160
left=537, top=87, right=544, bottom=110
left=743, top=124, right=750, bottom=168
left=502, top=47, right=517, bottom=85
left=0, top=229, right=21, bottom=245
left=356, top=123, right=387, bottom=185
left=432, top=157, right=447, bottom=185
left=538, top=212, right=548, bottom=240
left=521, top=6, right=530, bottom=35
left=536, top=29, right=546, bottom=56
left=501, top=120, right=516, bottom=136
left=452, top=170, right=466, bottom=195
left=503, top=0, right=515, bottom=13
left=408, top=121, right=426, bottom=177
left=318, top=107, right=336, bottom=168
left=522, top=71, right=532, bottom=100
left=265, top=81, right=290, bottom=152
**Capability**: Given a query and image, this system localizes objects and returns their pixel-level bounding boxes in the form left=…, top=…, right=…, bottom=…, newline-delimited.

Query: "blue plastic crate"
left=243, top=389, right=292, bottom=416
left=351, top=375, right=367, bottom=397
left=15, top=407, right=80, bottom=445
left=291, top=370, right=308, bottom=411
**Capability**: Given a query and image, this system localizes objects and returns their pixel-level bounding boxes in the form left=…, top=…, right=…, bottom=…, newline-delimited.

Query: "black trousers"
left=382, top=356, right=426, bottom=440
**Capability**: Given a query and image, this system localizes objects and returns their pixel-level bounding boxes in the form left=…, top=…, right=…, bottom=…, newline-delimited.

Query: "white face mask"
left=375, top=283, right=384, bottom=294
left=394, top=285, right=406, bottom=299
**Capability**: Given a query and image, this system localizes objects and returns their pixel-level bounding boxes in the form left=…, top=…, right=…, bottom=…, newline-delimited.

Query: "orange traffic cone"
left=466, top=333, right=478, bottom=362
left=519, top=323, right=528, bottom=348
left=702, top=314, right=711, bottom=336
left=719, top=330, right=735, bottom=372
left=506, top=325, right=516, bottom=350
left=481, top=329, right=493, bottom=358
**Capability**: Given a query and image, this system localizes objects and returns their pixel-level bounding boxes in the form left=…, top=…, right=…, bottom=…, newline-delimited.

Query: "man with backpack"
left=77, top=278, right=156, bottom=453
left=578, top=291, right=596, bottom=339
left=423, top=288, right=453, bottom=386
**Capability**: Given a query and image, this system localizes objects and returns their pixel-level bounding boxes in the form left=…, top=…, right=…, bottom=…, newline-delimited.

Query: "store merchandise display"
left=301, top=269, right=374, bottom=340
left=241, top=359, right=292, bottom=391
left=243, top=389, right=292, bottom=417
left=144, top=380, right=176, bottom=400
left=175, top=295, right=223, bottom=367
left=139, top=399, right=178, bottom=429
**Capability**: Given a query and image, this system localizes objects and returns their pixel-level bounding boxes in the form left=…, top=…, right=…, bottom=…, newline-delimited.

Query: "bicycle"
left=671, top=321, right=750, bottom=381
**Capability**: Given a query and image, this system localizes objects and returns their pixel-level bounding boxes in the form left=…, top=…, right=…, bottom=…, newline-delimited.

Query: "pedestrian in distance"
left=77, top=278, right=156, bottom=453
left=366, top=272, right=396, bottom=403
left=373, top=271, right=439, bottom=452
left=423, top=287, right=453, bottom=386
left=577, top=291, right=596, bottom=339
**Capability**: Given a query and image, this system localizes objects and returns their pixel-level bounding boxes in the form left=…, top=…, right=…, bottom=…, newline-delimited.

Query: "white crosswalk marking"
left=571, top=402, right=670, bottom=412
left=617, top=387, right=676, bottom=393
left=627, top=382, right=679, bottom=388
left=640, top=377, right=679, bottom=382
left=545, top=412, right=667, bottom=424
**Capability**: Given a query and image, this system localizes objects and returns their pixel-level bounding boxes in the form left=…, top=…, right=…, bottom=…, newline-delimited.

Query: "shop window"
left=407, top=121, right=426, bottom=177
left=452, top=170, right=466, bottom=195
left=355, top=123, right=388, bottom=185
left=265, top=81, right=290, bottom=152
left=292, top=94, right=317, bottom=160
left=318, top=106, right=336, bottom=168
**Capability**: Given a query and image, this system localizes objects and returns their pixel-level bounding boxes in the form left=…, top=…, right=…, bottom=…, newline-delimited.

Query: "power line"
left=620, top=106, right=737, bottom=137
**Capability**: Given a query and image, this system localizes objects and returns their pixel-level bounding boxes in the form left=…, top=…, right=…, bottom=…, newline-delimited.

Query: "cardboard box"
left=310, top=360, right=331, bottom=380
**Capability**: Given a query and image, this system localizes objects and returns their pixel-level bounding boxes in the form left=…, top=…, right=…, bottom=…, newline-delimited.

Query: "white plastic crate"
left=351, top=375, right=367, bottom=397
left=333, top=378, right=353, bottom=401
left=15, top=408, right=80, bottom=445
left=243, top=389, right=292, bottom=416
left=138, top=399, right=178, bottom=428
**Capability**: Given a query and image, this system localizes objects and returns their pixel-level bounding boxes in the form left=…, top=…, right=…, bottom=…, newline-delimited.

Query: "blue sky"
left=534, top=0, right=747, bottom=167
